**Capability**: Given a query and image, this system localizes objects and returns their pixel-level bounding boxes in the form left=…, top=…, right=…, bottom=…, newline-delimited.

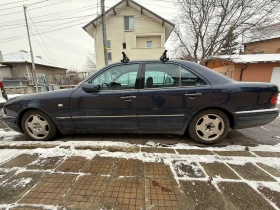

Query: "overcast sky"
left=0, top=0, right=178, bottom=71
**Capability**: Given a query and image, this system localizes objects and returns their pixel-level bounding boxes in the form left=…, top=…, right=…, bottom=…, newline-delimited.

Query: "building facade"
left=0, top=51, right=67, bottom=88
left=83, top=0, right=174, bottom=69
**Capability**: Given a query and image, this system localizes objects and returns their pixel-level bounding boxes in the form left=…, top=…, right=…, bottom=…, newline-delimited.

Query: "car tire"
left=188, top=109, right=229, bottom=144
left=21, top=110, right=57, bottom=141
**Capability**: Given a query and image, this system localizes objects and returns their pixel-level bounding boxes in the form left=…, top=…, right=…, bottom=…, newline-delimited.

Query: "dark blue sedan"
left=2, top=60, right=279, bottom=144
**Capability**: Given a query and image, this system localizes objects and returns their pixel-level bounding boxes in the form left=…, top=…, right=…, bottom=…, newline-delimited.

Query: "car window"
left=144, top=63, right=206, bottom=88
left=91, top=64, right=139, bottom=90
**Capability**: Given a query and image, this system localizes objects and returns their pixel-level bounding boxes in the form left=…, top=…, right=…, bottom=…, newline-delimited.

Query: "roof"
left=1, top=51, right=66, bottom=70
left=83, top=0, right=175, bottom=42
left=244, top=23, right=280, bottom=44
left=212, top=54, right=280, bottom=64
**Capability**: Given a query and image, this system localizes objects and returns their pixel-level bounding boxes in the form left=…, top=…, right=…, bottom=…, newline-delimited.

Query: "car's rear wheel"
left=188, top=109, right=229, bottom=144
left=21, top=110, right=57, bottom=141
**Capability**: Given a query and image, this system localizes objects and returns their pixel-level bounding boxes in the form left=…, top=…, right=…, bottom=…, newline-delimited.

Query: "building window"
left=106, top=40, right=111, bottom=49
left=124, top=16, right=134, bottom=31
left=123, top=43, right=126, bottom=49
left=147, top=41, right=152, bottom=48
left=108, top=52, right=112, bottom=61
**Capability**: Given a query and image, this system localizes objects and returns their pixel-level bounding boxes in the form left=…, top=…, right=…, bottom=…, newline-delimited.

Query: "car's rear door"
left=70, top=63, right=141, bottom=133
left=137, top=61, right=211, bottom=132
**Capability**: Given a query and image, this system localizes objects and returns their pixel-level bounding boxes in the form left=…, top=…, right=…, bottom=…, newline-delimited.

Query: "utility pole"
left=101, top=0, right=108, bottom=66
left=23, top=5, right=38, bottom=93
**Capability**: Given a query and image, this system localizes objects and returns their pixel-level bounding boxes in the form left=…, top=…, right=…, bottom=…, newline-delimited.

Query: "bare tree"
left=84, top=50, right=97, bottom=75
left=173, top=0, right=280, bottom=65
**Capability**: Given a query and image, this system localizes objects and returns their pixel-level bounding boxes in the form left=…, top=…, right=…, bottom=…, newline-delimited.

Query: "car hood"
left=4, top=88, right=75, bottom=106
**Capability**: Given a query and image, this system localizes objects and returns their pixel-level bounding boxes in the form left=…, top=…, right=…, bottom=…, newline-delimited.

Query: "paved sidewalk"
left=0, top=145, right=279, bottom=210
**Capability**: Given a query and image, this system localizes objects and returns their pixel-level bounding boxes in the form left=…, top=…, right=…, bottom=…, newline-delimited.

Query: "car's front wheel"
left=188, top=109, right=230, bottom=144
left=21, top=110, right=57, bottom=141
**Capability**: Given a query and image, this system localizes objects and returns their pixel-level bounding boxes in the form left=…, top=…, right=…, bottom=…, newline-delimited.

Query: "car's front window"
left=91, top=64, right=139, bottom=90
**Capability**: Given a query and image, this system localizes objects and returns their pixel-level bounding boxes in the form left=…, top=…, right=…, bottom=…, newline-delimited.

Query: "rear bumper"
left=233, top=108, right=279, bottom=129
left=1, top=115, right=22, bottom=133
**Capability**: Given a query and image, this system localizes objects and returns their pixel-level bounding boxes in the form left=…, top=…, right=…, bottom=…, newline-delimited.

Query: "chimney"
left=0, top=51, right=3, bottom=62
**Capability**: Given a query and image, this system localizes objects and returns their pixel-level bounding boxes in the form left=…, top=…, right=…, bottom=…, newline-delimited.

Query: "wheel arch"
left=17, top=108, right=59, bottom=133
left=187, top=106, right=235, bottom=130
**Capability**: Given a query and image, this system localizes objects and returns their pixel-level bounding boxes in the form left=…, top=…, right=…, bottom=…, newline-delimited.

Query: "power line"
left=29, top=26, right=55, bottom=64
left=43, top=35, right=87, bottom=57
left=0, top=0, right=27, bottom=7
left=0, top=14, right=93, bottom=28
left=28, top=11, right=56, bottom=64
left=28, top=0, right=71, bottom=10
left=0, top=4, right=97, bottom=24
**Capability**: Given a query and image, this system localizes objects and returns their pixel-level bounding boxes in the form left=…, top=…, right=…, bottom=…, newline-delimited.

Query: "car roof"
left=110, top=59, right=234, bottom=85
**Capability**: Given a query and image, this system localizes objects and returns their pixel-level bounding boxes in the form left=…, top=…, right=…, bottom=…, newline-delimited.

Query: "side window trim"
left=141, top=62, right=208, bottom=89
left=84, top=63, right=142, bottom=91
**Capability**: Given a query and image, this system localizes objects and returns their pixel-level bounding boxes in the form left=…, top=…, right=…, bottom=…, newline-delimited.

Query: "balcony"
left=129, top=48, right=165, bottom=61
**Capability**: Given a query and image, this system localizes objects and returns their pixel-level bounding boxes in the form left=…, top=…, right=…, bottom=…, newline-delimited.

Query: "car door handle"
left=185, top=93, right=202, bottom=97
left=121, top=96, right=137, bottom=101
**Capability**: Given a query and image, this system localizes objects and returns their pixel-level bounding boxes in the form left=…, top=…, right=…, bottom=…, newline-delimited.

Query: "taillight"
left=0, top=82, right=4, bottom=91
left=270, top=94, right=278, bottom=105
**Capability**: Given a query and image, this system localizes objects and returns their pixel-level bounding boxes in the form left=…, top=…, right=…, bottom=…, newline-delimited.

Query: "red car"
left=0, top=80, right=7, bottom=110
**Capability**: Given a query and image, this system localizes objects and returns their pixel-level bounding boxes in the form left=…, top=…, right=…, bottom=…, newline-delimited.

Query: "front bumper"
left=1, top=114, right=22, bottom=133
left=233, top=108, right=279, bottom=129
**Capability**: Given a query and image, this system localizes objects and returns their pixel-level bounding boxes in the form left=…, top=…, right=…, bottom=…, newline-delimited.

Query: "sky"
left=0, top=0, right=179, bottom=71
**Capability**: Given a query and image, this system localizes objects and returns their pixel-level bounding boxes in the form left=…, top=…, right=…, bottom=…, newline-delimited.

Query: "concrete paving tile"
left=55, top=156, right=89, bottom=172
left=172, top=161, right=205, bottom=178
left=258, top=184, right=280, bottom=209
left=256, top=163, right=280, bottom=177
left=81, top=157, right=117, bottom=175
left=218, top=182, right=275, bottom=210
left=141, top=147, right=175, bottom=154
left=214, top=151, right=255, bottom=157
left=0, top=169, right=15, bottom=184
left=254, top=151, right=280, bottom=157
left=0, top=172, right=45, bottom=204
left=113, top=159, right=143, bottom=177
left=27, top=157, right=64, bottom=170
left=176, top=149, right=214, bottom=155
left=62, top=175, right=109, bottom=209
left=145, top=178, right=186, bottom=210
left=101, top=177, right=143, bottom=210
left=10, top=206, right=45, bottom=210
left=200, top=162, right=240, bottom=179
left=0, top=154, right=39, bottom=168
left=144, top=162, right=173, bottom=179
left=19, top=174, right=77, bottom=206
left=180, top=180, right=227, bottom=210
left=229, top=163, right=276, bottom=181
left=9, top=144, right=56, bottom=150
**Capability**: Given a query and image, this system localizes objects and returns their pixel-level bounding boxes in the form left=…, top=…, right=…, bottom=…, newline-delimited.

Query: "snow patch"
left=3, top=177, right=32, bottom=188
left=0, top=129, right=21, bottom=141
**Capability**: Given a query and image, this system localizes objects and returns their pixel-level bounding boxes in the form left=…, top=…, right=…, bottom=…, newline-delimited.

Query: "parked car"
left=0, top=79, right=7, bottom=110
left=2, top=57, right=279, bottom=144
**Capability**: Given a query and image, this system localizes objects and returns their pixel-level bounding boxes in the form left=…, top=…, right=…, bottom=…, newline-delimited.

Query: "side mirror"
left=82, top=83, right=100, bottom=93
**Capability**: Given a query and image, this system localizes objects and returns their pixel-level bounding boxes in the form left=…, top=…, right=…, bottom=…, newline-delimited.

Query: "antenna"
left=121, top=52, right=130, bottom=63
left=160, top=50, right=169, bottom=63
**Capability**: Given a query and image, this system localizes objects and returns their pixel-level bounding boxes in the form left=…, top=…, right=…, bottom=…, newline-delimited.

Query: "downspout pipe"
left=239, top=63, right=248, bottom=81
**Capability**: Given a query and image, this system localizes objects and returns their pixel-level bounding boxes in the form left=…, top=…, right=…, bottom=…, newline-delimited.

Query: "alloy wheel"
left=195, top=114, right=225, bottom=141
left=25, top=114, right=50, bottom=140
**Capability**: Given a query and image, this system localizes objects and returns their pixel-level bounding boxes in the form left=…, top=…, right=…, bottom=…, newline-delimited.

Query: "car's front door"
left=70, top=63, right=141, bottom=133
left=137, top=62, right=211, bottom=132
